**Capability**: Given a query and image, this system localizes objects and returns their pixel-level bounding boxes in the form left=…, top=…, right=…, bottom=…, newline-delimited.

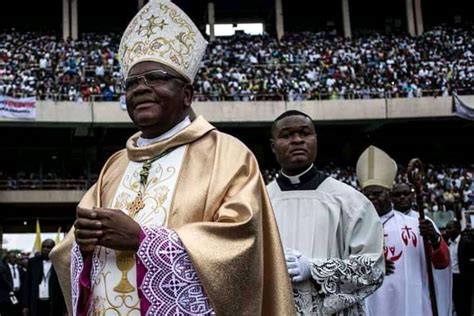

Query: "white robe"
left=268, top=177, right=384, bottom=316
left=365, top=210, right=450, bottom=316
left=402, top=209, right=453, bottom=316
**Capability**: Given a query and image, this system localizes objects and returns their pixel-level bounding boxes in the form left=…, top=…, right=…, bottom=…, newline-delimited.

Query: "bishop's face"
left=271, top=115, right=317, bottom=176
left=362, top=185, right=392, bottom=216
left=125, top=61, right=193, bottom=139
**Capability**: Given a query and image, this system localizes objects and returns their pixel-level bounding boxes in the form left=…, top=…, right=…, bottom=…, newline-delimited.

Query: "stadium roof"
left=0, top=0, right=471, bottom=35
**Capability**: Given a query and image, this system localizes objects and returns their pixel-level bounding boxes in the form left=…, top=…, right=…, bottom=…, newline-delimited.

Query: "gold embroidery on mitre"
left=118, top=0, right=207, bottom=82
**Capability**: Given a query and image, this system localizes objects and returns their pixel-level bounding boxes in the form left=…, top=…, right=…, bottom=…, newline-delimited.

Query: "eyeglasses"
left=391, top=191, right=412, bottom=198
left=123, top=70, right=186, bottom=90
left=362, top=189, right=386, bottom=198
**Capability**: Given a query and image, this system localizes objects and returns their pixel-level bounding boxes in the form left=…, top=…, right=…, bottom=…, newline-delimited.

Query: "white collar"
left=281, top=164, right=314, bottom=184
left=380, top=210, right=395, bottom=221
left=137, top=116, right=191, bottom=147
left=43, top=259, right=52, bottom=269
left=8, top=263, right=16, bottom=269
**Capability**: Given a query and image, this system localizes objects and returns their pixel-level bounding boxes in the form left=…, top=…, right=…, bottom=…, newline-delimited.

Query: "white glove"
left=285, top=249, right=312, bottom=283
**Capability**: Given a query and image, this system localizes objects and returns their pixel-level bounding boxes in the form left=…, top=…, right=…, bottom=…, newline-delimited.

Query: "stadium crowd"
left=263, top=163, right=474, bottom=229
left=2, top=163, right=473, bottom=229
left=0, top=31, right=122, bottom=102
left=0, top=26, right=472, bottom=102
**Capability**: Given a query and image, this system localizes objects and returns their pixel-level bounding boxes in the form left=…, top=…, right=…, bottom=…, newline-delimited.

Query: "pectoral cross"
left=127, top=192, right=145, bottom=218
left=125, top=149, right=174, bottom=218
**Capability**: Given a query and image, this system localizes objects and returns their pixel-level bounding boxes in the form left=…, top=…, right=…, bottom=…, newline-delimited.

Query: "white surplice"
left=268, top=177, right=384, bottom=316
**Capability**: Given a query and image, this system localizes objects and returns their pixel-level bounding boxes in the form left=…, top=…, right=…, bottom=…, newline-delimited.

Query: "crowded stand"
left=2, top=163, right=472, bottom=229
left=1, top=0, right=474, bottom=312
left=0, top=25, right=472, bottom=102
left=263, top=163, right=474, bottom=229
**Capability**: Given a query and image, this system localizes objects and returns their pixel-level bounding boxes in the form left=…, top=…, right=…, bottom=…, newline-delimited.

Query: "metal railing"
left=1, top=88, right=472, bottom=103
left=0, top=179, right=90, bottom=190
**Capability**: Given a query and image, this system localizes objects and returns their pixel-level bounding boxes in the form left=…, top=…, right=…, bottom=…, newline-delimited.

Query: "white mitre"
left=356, top=145, right=397, bottom=190
left=118, top=0, right=208, bottom=82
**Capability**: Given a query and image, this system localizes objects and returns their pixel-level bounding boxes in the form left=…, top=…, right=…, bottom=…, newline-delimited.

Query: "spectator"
left=0, top=251, right=25, bottom=316
left=0, top=26, right=472, bottom=101
left=23, top=239, right=66, bottom=316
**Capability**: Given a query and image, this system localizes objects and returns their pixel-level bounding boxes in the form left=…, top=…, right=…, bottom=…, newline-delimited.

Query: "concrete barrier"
left=0, top=190, right=86, bottom=204
left=386, top=96, right=454, bottom=118
left=0, top=95, right=468, bottom=126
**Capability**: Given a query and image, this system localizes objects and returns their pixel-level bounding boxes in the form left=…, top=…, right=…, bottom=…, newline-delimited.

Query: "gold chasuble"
left=50, top=116, right=294, bottom=315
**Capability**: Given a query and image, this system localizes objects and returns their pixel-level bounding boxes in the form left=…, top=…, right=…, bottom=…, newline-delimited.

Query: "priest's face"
left=271, top=115, right=317, bottom=175
left=125, top=61, right=193, bottom=138
left=391, top=183, right=413, bottom=213
left=362, top=185, right=392, bottom=216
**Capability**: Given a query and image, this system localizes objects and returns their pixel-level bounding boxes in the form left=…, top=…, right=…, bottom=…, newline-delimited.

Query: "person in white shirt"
left=5, top=252, right=22, bottom=293
left=23, top=239, right=65, bottom=316
left=1, top=251, right=24, bottom=315
left=444, top=220, right=469, bottom=316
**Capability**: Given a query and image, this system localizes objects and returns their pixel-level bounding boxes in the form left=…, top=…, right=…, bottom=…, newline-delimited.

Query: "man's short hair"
left=448, top=220, right=461, bottom=231
left=271, top=110, right=314, bottom=137
left=42, top=238, right=55, bottom=246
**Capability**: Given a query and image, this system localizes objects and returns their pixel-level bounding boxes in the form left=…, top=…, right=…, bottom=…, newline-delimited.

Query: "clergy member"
left=49, top=1, right=295, bottom=315
left=392, top=182, right=453, bottom=315
left=267, top=110, right=385, bottom=315
left=357, top=145, right=450, bottom=316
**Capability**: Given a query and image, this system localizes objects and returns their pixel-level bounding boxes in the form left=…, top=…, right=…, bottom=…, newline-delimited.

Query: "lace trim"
left=90, top=249, right=101, bottom=286
left=71, top=243, right=84, bottom=316
left=137, top=226, right=214, bottom=315
left=293, top=255, right=383, bottom=316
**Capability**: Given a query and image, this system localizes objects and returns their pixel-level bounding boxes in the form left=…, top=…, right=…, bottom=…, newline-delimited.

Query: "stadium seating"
left=1, top=26, right=472, bottom=102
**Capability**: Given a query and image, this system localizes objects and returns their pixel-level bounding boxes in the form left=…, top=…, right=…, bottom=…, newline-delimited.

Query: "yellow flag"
left=32, top=219, right=42, bottom=253
left=55, top=227, right=62, bottom=244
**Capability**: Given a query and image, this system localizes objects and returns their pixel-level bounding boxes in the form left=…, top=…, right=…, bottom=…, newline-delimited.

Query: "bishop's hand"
left=94, top=208, right=141, bottom=252
left=74, top=206, right=103, bottom=253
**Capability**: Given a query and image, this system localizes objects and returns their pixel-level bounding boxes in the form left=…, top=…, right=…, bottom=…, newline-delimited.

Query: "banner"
left=452, top=93, right=474, bottom=121
left=32, top=219, right=42, bottom=254
left=55, top=227, right=62, bottom=244
left=0, top=96, right=36, bottom=119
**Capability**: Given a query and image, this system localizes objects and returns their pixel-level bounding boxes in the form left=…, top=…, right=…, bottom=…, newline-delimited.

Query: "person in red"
left=357, top=146, right=451, bottom=316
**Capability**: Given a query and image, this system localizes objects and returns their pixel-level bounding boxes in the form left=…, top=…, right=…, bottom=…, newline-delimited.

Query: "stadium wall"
left=0, top=190, right=85, bottom=203
left=1, top=95, right=471, bottom=126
